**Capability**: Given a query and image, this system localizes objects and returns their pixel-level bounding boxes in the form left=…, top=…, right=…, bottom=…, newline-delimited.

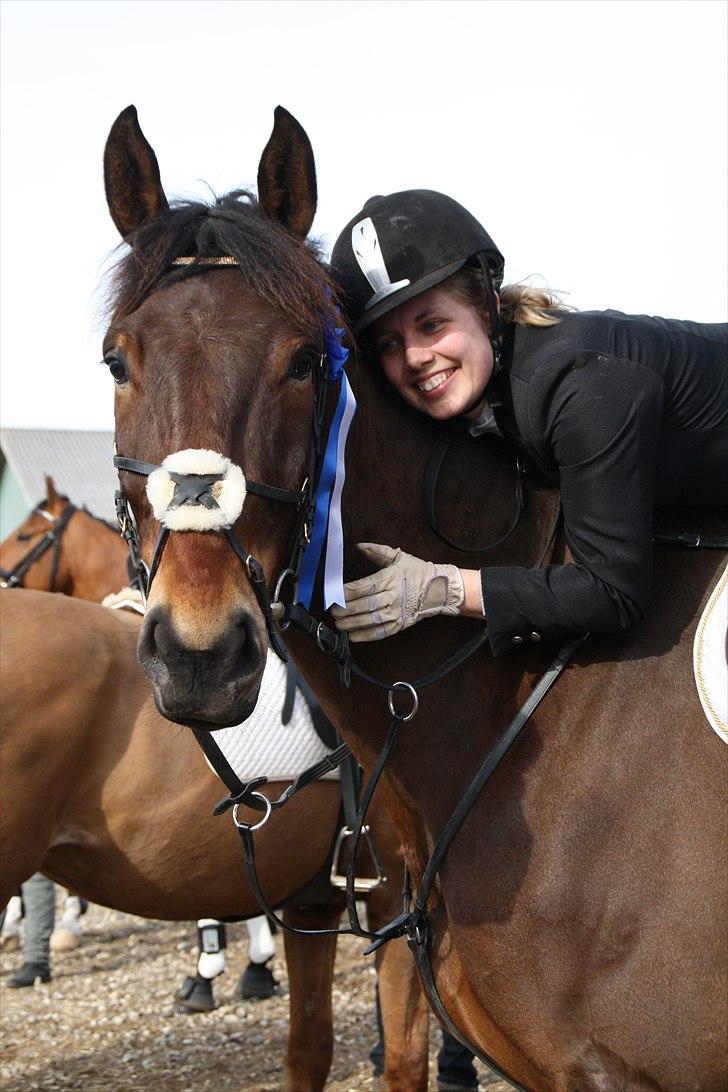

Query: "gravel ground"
left=1, top=903, right=515, bottom=1091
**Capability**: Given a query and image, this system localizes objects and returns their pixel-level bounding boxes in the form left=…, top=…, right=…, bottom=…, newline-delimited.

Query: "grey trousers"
left=22, top=873, right=55, bottom=965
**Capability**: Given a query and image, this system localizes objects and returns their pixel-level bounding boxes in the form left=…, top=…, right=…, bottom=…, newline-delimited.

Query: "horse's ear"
left=44, top=475, right=57, bottom=503
left=257, top=106, right=317, bottom=239
left=104, top=105, right=169, bottom=239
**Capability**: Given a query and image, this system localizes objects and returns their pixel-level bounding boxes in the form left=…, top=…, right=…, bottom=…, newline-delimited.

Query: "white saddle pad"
left=693, top=563, right=728, bottom=745
left=207, top=652, right=339, bottom=783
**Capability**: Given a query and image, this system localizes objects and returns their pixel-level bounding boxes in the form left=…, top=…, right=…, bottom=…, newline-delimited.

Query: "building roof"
left=1, top=428, right=117, bottom=523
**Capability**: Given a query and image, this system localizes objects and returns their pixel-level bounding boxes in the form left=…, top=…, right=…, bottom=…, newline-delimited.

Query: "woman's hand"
left=330, top=542, right=465, bottom=642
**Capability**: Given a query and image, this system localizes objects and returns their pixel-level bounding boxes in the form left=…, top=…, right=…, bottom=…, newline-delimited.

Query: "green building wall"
left=0, top=461, right=32, bottom=539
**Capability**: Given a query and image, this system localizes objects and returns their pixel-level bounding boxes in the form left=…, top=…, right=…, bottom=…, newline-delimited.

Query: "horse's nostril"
left=148, top=618, right=163, bottom=656
left=230, top=610, right=260, bottom=679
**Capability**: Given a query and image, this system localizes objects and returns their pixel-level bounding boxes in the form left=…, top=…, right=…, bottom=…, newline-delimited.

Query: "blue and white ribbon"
left=296, top=317, right=356, bottom=610
left=322, top=371, right=356, bottom=608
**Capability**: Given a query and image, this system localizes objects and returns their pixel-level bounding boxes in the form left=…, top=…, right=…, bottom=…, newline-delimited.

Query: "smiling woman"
left=329, top=188, right=728, bottom=650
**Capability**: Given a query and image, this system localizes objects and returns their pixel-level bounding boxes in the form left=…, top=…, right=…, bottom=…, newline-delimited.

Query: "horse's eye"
left=287, top=348, right=317, bottom=382
left=105, top=355, right=129, bottom=385
left=16, top=533, right=31, bottom=542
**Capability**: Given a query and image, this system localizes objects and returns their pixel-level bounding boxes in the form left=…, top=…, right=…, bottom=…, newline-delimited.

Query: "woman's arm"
left=460, top=568, right=487, bottom=618
left=332, top=353, right=666, bottom=648
left=481, top=352, right=665, bottom=654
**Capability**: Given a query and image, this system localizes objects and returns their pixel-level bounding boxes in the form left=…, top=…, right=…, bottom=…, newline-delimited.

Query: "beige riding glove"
left=330, top=543, right=465, bottom=642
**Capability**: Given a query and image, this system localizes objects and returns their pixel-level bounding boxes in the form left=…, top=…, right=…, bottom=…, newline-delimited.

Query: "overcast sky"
left=1, top=0, right=726, bottom=431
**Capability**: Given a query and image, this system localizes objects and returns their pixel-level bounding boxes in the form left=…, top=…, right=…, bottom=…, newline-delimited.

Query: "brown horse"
left=102, top=105, right=727, bottom=1091
left=0, top=476, right=129, bottom=598
left=0, top=531, right=430, bottom=1089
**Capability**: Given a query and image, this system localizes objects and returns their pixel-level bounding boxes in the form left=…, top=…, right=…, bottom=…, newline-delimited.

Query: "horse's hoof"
left=174, top=974, right=216, bottom=1013
left=0, top=933, right=21, bottom=953
left=50, top=929, right=82, bottom=952
left=236, top=960, right=277, bottom=1000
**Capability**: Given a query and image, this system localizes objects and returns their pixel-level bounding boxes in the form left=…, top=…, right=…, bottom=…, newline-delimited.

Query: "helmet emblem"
left=351, top=217, right=410, bottom=311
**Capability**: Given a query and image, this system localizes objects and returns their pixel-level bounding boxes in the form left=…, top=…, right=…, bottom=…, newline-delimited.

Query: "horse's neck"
left=299, top=361, right=562, bottom=866
left=65, top=516, right=129, bottom=601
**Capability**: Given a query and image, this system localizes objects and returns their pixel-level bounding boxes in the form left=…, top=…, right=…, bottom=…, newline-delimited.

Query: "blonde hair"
left=499, top=282, right=567, bottom=327
left=445, top=264, right=569, bottom=328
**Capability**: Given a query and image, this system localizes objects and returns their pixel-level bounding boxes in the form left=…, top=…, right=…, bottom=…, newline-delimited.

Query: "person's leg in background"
left=8, top=873, right=55, bottom=987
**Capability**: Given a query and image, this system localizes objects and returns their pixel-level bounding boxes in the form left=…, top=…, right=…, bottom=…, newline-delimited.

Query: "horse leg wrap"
left=56, top=895, right=83, bottom=935
left=2, top=895, right=23, bottom=933
left=0, top=895, right=22, bottom=951
left=245, top=915, right=276, bottom=965
left=196, top=919, right=227, bottom=980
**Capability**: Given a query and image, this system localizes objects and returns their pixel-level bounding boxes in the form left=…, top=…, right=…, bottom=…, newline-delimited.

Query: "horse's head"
left=103, top=105, right=336, bottom=728
left=1, top=476, right=131, bottom=600
left=0, top=476, right=77, bottom=592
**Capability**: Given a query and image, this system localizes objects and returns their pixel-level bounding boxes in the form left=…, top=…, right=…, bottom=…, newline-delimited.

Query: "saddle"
left=693, top=563, right=728, bottom=745
left=653, top=514, right=728, bottom=746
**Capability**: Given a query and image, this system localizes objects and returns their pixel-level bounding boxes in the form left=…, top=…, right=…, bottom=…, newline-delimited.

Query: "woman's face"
left=371, top=285, right=494, bottom=420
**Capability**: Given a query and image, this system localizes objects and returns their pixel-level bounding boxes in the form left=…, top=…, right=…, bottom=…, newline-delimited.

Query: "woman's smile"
left=416, top=366, right=457, bottom=395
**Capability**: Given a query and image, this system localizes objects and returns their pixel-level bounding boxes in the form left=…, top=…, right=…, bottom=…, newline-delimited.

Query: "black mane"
left=106, top=190, right=339, bottom=334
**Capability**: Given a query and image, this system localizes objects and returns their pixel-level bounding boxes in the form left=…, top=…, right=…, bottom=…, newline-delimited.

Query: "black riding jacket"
left=480, top=310, right=728, bottom=655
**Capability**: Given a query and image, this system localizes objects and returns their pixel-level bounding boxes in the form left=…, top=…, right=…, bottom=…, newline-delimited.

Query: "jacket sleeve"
left=481, top=352, right=664, bottom=655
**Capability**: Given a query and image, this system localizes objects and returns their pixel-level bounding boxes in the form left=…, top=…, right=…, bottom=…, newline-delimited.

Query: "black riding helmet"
left=330, top=190, right=504, bottom=337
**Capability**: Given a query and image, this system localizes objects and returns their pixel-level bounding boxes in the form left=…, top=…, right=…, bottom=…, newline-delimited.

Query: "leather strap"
left=407, top=923, right=526, bottom=1091
left=653, top=530, right=728, bottom=549
left=424, top=434, right=526, bottom=554
left=413, top=635, right=586, bottom=916
left=113, top=455, right=306, bottom=508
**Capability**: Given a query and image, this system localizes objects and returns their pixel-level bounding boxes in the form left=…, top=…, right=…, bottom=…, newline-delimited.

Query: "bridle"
left=0, top=502, right=77, bottom=591
left=113, top=248, right=336, bottom=659
left=113, top=342, right=334, bottom=663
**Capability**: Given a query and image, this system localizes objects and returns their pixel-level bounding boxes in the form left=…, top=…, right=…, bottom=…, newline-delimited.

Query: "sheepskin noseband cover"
left=146, top=450, right=247, bottom=531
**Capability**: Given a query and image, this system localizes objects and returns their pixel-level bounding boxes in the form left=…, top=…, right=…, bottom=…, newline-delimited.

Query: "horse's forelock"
left=105, top=191, right=341, bottom=338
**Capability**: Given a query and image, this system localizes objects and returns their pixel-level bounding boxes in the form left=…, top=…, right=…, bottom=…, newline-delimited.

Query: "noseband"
left=0, top=503, right=77, bottom=591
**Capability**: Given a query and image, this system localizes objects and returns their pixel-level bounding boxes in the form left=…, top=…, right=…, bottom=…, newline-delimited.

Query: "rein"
left=424, top=429, right=527, bottom=554
left=0, top=503, right=77, bottom=590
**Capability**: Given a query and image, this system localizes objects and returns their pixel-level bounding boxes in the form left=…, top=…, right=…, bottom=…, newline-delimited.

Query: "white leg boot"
left=237, top=916, right=277, bottom=999
left=175, top=920, right=227, bottom=1013
left=0, top=895, right=23, bottom=952
left=50, top=893, right=83, bottom=952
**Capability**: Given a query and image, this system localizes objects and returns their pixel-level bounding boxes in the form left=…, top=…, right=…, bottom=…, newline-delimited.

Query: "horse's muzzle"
left=138, top=605, right=265, bottom=728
